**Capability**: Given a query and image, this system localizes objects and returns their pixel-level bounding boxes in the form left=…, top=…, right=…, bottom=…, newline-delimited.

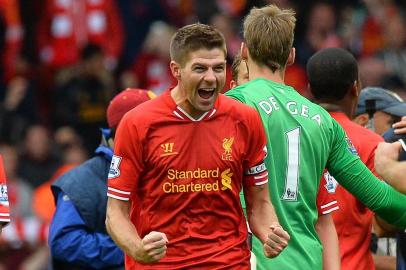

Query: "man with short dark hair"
left=105, top=23, right=289, bottom=269
left=307, top=47, right=385, bottom=270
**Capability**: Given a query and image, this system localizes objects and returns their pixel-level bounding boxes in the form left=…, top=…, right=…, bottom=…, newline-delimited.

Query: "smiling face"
left=172, top=48, right=226, bottom=118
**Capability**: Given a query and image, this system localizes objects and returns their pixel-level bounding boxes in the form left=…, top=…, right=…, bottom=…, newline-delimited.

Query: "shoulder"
left=348, top=123, right=383, bottom=150
left=124, top=94, right=166, bottom=122
left=342, top=119, right=383, bottom=143
left=218, top=94, right=260, bottom=118
left=117, top=93, right=169, bottom=136
left=53, top=157, right=106, bottom=186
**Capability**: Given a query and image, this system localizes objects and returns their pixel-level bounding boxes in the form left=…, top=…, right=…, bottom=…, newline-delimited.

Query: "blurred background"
left=0, top=0, right=405, bottom=269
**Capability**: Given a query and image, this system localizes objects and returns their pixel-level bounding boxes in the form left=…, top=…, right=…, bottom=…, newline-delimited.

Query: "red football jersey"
left=0, top=155, right=10, bottom=224
left=329, top=112, right=383, bottom=270
left=108, top=90, right=268, bottom=269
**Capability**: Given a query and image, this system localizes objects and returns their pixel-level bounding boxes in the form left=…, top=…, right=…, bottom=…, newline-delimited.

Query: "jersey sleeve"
left=243, top=108, right=268, bottom=187
left=326, top=119, right=406, bottom=227
left=0, top=155, right=10, bottom=224
left=107, top=114, right=144, bottom=201
left=317, top=171, right=339, bottom=216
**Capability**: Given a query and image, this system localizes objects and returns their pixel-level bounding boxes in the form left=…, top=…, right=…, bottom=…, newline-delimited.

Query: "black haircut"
left=307, top=48, right=358, bottom=101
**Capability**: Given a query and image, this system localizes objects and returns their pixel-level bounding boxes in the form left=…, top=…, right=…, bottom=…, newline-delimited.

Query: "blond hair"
left=170, top=23, right=227, bottom=66
left=243, top=5, right=296, bottom=72
left=231, top=54, right=243, bottom=81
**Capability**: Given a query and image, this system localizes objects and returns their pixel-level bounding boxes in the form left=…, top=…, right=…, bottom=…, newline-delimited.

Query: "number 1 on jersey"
left=282, top=127, right=300, bottom=201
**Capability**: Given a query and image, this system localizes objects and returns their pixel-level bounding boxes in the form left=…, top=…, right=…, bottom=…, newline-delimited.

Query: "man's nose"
left=204, top=68, right=216, bottom=82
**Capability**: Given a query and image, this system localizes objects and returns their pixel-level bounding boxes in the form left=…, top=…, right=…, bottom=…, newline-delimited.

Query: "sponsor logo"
left=167, top=168, right=219, bottom=180
left=222, top=137, right=234, bottom=161
left=221, top=168, right=233, bottom=190
left=108, top=155, right=122, bottom=179
left=162, top=168, right=233, bottom=193
left=323, top=171, right=338, bottom=193
left=161, top=142, right=178, bottom=157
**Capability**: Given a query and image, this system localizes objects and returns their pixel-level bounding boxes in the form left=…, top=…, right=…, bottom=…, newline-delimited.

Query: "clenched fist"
left=263, top=223, right=290, bottom=258
left=133, top=231, right=168, bottom=264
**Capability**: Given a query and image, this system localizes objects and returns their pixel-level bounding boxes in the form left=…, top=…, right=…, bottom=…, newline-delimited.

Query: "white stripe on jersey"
left=107, top=193, right=130, bottom=201
left=108, top=187, right=131, bottom=195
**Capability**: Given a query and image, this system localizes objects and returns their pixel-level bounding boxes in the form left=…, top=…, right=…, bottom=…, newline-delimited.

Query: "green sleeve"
left=327, top=120, right=406, bottom=228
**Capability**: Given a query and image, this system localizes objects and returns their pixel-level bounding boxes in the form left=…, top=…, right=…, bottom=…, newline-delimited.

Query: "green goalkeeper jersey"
left=226, top=78, right=406, bottom=270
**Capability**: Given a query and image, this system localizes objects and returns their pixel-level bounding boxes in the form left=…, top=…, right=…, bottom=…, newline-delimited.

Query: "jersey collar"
left=163, top=88, right=219, bottom=122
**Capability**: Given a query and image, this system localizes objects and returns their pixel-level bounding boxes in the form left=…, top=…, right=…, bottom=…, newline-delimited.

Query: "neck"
left=247, top=59, right=286, bottom=84
left=171, top=85, right=205, bottom=120
left=316, top=98, right=354, bottom=118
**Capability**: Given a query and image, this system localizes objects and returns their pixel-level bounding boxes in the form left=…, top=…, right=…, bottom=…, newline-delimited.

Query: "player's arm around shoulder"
left=244, top=184, right=290, bottom=258
left=106, top=197, right=168, bottom=264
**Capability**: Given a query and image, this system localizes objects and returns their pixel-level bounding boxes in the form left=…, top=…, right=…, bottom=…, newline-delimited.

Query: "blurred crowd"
left=0, top=0, right=406, bottom=269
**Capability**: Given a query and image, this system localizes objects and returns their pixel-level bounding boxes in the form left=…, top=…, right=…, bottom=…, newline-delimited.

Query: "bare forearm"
left=247, top=198, right=278, bottom=243
left=106, top=199, right=141, bottom=258
left=316, top=214, right=340, bottom=270
left=378, top=159, right=406, bottom=194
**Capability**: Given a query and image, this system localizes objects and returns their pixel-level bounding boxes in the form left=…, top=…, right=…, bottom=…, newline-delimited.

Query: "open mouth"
left=198, top=88, right=215, bottom=99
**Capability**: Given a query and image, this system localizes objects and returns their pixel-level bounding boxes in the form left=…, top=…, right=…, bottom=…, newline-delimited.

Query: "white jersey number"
left=282, top=127, right=300, bottom=201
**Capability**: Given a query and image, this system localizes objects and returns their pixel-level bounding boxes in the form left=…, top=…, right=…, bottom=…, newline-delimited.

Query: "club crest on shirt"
left=345, top=136, right=358, bottom=156
left=108, top=155, right=122, bottom=179
left=222, top=137, right=234, bottom=161
left=323, top=171, right=338, bottom=193
left=0, top=184, right=8, bottom=204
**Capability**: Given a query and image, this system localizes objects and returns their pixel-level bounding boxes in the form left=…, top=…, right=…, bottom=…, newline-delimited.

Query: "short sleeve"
left=107, top=114, right=144, bottom=201
left=317, top=170, right=339, bottom=216
left=243, top=109, right=268, bottom=186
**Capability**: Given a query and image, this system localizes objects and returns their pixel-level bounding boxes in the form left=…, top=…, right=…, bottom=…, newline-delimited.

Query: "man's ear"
left=170, top=61, right=181, bottom=80
left=230, top=80, right=237, bottom=89
left=353, top=113, right=369, bottom=126
left=286, top=47, right=296, bottom=66
left=350, top=80, right=359, bottom=97
left=240, top=42, right=248, bottom=60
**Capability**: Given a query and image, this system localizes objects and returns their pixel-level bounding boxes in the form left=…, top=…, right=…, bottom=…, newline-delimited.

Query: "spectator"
left=353, top=87, right=406, bottom=135
left=49, top=88, right=154, bottom=270
left=0, top=75, right=38, bottom=144
left=37, top=0, right=123, bottom=70
left=17, top=124, right=61, bottom=189
left=0, top=0, right=24, bottom=83
left=122, top=21, right=176, bottom=95
left=52, top=43, right=115, bottom=153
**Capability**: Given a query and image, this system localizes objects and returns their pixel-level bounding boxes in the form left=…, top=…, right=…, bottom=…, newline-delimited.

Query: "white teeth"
left=200, top=88, right=215, bottom=91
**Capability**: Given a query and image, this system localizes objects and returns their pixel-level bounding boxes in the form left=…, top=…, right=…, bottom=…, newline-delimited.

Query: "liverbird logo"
left=222, top=137, right=234, bottom=161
